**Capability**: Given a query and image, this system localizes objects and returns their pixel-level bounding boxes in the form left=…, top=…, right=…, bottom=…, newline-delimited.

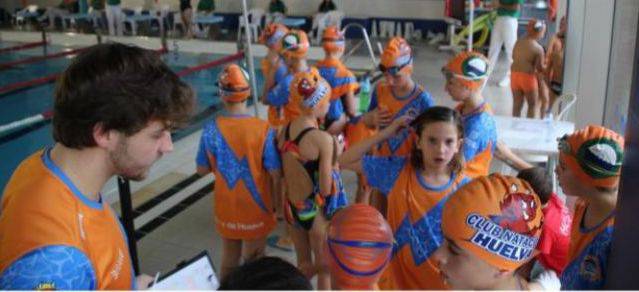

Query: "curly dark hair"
left=52, top=43, right=195, bottom=149
left=219, top=256, right=312, bottom=290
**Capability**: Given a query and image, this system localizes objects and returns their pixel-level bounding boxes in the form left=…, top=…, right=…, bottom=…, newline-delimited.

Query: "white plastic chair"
left=123, top=6, right=142, bottom=35
left=379, top=21, right=395, bottom=38
left=326, top=10, right=344, bottom=28
left=15, top=5, right=39, bottom=28
left=238, top=8, right=264, bottom=43
left=312, top=10, right=344, bottom=44
left=150, top=5, right=170, bottom=36
left=266, top=12, right=285, bottom=26
left=499, top=93, right=578, bottom=174
left=395, top=22, right=403, bottom=38
left=550, top=93, right=577, bottom=121
left=404, top=22, right=415, bottom=40
left=312, top=12, right=330, bottom=44
left=172, top=11, right=183, bottom=36
left=370, top=19, right=378, bottom=38
left=88, top=7, right=103, bottom=29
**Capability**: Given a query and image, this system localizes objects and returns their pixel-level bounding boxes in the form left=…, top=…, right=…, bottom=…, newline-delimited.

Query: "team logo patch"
left=577, top=138, right=623, bottom=178
left=580, top=255, right=603, bottom=282
left=462, top=57, right=488, bottom=79
left=35, top=282, right=56, bottom=290
left=299, top=79, right=328, bottom=109
left=282, top=34, right=301, bottom=51
left=465, top=184, right=541, bottom=262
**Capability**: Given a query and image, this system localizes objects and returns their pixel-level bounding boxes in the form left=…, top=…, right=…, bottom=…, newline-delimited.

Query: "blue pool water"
left=0, top=41, right=265, bottom=190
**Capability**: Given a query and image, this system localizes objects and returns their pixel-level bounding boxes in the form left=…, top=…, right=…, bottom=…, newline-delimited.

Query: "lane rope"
left=0, top=51, right=245, bottom=141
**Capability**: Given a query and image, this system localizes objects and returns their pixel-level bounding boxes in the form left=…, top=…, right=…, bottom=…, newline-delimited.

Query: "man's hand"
left=136, top=274, right=155, bottom=290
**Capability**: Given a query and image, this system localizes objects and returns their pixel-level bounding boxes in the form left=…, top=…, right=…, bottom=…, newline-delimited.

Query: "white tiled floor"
left=130, top=40, right=518, bottom=280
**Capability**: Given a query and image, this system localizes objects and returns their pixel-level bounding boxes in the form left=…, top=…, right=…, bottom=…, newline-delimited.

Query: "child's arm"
left=339, top=115, right=412, bottom=173
left=263, top=128, right=283, bottom=208
left=196, top=133, right=213, bottom=175
left=545, top=37, right=560, bottom=79
left=495, top=141, right=533, bottom=171
left=260, top=62, right=277, bottom=104
left=317, top=132, right=337, bottom=197
left=269, top=169, right=282, bottom=211
left=535, top=45, right=546, bottom=74
left=344, top=88, right=358, bottom=119
left=325, top=114, right=348, bottom=136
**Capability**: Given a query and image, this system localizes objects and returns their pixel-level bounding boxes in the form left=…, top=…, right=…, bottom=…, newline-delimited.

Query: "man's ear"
left=93, top=123, right=117, bottom=149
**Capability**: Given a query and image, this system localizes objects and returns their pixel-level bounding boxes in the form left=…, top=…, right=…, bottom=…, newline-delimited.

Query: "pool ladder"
left=340, top=22, right=381, bottom=74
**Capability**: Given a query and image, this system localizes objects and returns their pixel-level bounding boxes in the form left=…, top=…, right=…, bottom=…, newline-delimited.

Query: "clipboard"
left=150, top=250, right=219, bottom=290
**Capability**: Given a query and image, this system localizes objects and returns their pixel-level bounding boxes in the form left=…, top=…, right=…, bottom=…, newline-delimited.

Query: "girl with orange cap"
left=511, top=19, right=547, bottom=118
left=442, top=51, right=497, bottom=179
left=326, top=204, right=393, bottom=290
left=259, top=23, right=290, bottom=128
left=433, top=174, right=552, bottom=289
left=556, top=125, right=624, bottom=289
left=266, top=29, right=314, bottom=124
left=278, top=70, right=348, bottom=290
left=315, top=25, right=359, bottom=135
left=259, top=23, right=294, bottom=252
left=195, top=64, right=282, bottom=279
left=316, top=25, right=374, bottom=203
left=339, top=106, right=471, bottom=289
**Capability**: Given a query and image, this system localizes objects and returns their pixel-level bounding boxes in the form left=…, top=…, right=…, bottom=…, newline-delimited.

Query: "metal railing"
left=341, top=22, right=378, bottom=72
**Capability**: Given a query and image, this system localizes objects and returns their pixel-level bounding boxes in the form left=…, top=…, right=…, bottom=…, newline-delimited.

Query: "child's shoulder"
left=216, top=116, right=270, bottom=130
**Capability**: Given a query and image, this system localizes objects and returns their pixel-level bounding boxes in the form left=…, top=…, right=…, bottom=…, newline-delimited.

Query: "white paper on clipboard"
left=150, top=251, right=219, bottom=290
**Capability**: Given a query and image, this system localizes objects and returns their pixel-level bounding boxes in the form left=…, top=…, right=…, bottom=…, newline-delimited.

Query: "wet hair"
left=218, top=256, right=312, bottom=290
left=53, top=43, right=194, bottom=149
left=410, top=106, right=464, bottom=173
left=517, top=167, right=553, bottom=204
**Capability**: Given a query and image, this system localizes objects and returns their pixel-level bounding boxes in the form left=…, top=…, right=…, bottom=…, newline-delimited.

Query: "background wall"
left=602, top=0, right=639, bottom=135
left=563, top=0, right=615, bottom=129
left=3, top=0, right=446, bottom=19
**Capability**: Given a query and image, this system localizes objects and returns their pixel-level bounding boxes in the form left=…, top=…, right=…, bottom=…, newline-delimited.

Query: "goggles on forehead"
left=267, top=29, right=286, bottom=46
left=379, top=56, right=413, bottom=76
left=322, top=37, right=345, bottom=43
left=217, top=81, right=250, bottom=94
left=441, top=67, right=487, bottom=82
left=558, top=135, right=571, bottom=155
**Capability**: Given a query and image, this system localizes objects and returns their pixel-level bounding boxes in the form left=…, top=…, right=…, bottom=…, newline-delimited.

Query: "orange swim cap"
left=559, top=125, right=625, bottom=189
left=322, top=26, right=345, bottom=53
left=442, top=51, right=490, bottom=91
left=327, top=204, right=393, bottom=289
left=526, top=18, right=546, bottom=39
left=380, top=37, right=412, bottom=75
left=217, top=64, right=250, bottom=102
left=259, top=23, right=289, bottom=50
left=290, top=69, right=331, bottom=113
left=280, top=29, right=310, bottom=60
left=442, top=174, right=543, bottom=271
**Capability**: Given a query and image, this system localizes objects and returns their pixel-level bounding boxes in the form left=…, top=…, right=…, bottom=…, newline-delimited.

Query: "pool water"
left=0, top=41, right=265, bottom=190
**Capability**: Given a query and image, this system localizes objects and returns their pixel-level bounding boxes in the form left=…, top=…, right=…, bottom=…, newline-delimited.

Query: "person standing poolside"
left=0, top=43, right=194, bottom=289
